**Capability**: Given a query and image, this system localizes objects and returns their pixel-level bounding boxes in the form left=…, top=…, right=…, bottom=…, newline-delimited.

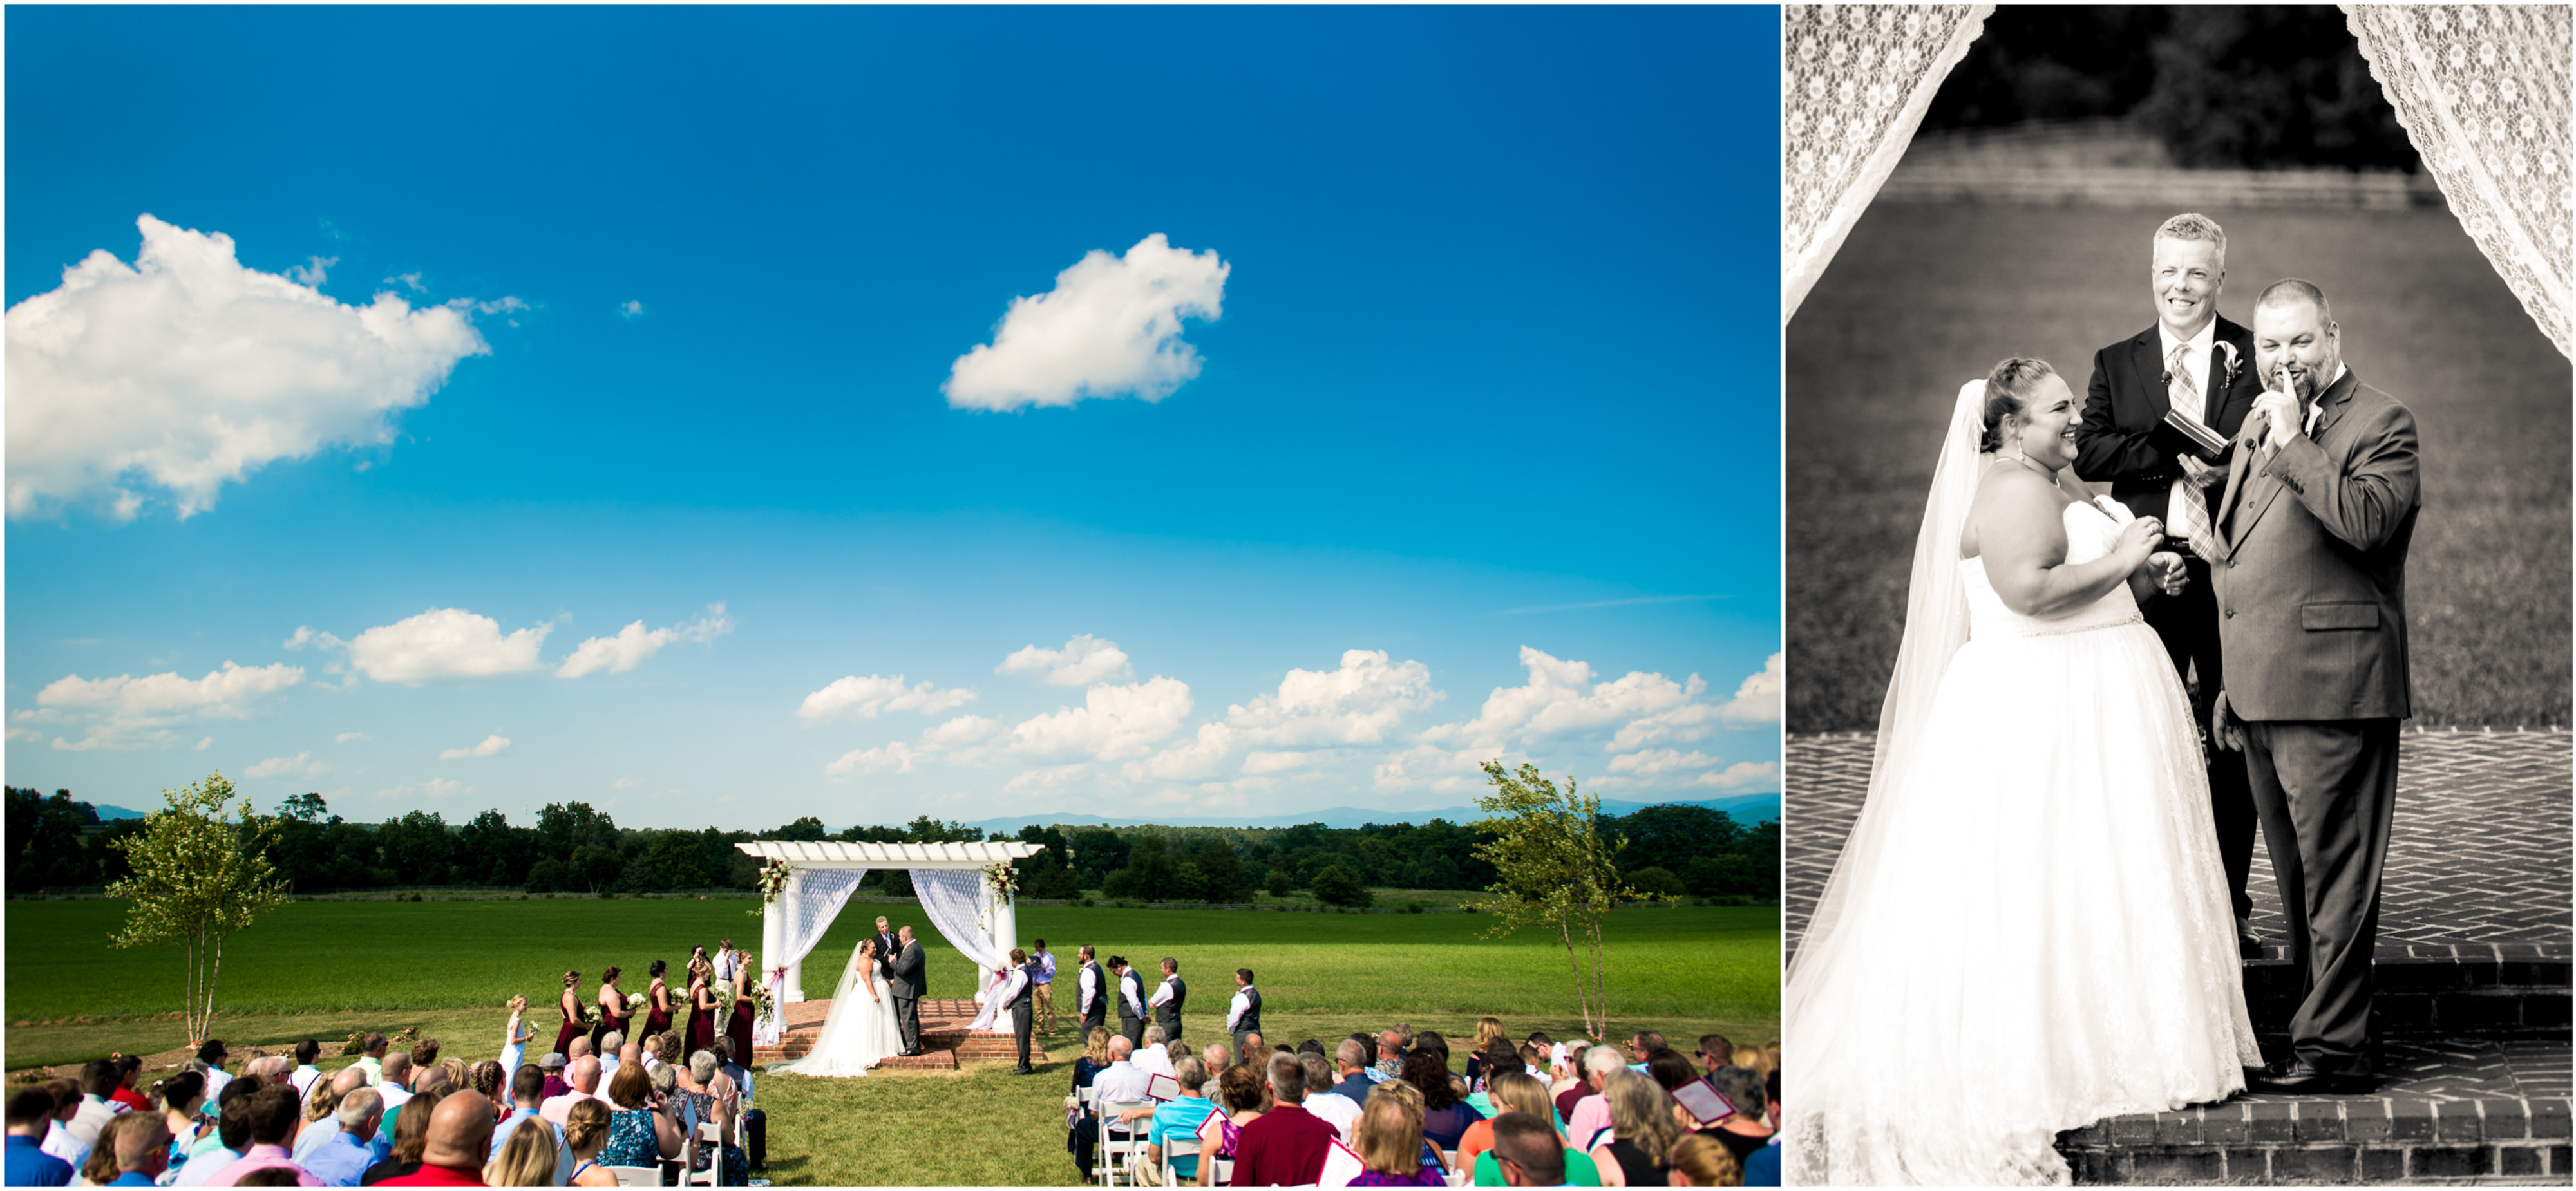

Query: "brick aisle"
left=1786, top=728, right=2573, bottom=960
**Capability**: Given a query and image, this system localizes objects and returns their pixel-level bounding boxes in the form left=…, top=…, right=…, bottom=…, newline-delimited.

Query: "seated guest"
left=374, top=1056, right=415, bottom=1120
left=1726, top=1049, right=1763, bottom=1078
left=68, top=1060, right=122, bottom=1154
left=1698, top=1069, right=1771, bottom=1165
left=1624, top=1033, right=1667, bottom=1074
left=1350, top=1087, right=1444, bottom=1187
left=1760, top=1044, right=1777, bottom=1080
left=1692, top=1037, right=1730, bottom=1080
left=593, top=1035, right=624, bottom=1089
left=494, top=1067, right=568, bottom=1188
left=1138, top=1058, right=1217, bottom=1186
left=1551, top=1044, right=1593, bottom=1119
left=37, top=1078, right=86, bottom=1170
left=1066, top=1028, right=1116, bottom=1181
left=1565, top=1048, right=1625, bottom=1155
left=205, top=1083, right=321, bottom=1186
left=78, top=1110, right=151, bottom=1188
left=195, top=1043, right=236, bottom=1106
left=353, top=1038, right=387, bottom=1090
left=6, top=1086, right=75, bottom=1187
left=707, top=1039, right=749, bottom=1104
left=1643, top=1052, right=1700, bottom=1096
left=1329, top=1041, right=1375, bottom=1104
left=290, top=1082, right=344, bottom=1165
left=375, top=1068, right=448, bottom=1155
left=1667, top=1134, right=1740, bottom=1188
left=538, top=1060, right=603, bottom=1130
left=1372, top=1031, right=1406, bottom=1082
left=1405, top=1051, right=1483, bottom=1152
left=357, top=1089, right=440, bottom=1187
left=152, top=1072, right=213, bottom=1168
left=1473, top=1041, right=1524, bottom=1094
left=1201, top=1042, right=1233, bottom=1074
left=533, top=1056, right=568, bottom=1105
left=105, top=1111, right=173, bottom=1187
left=479, top=1118, right=554, bottom=1188
left=1467, top=1072, right=1602, bottom=1187
left=1092, top=1036, right=1157, bottom=1141
left=1296, top=1053, right=1359, bottom=1141
left=301, top=1089, right=382, bottom=1188
left=1464, top=1018, right=1510, bottom=1086
left=1489, top=1113, right=1570, bottom=1190
left=683, top=1069, right=745, bottom=1188
left=171, top=1080, right=263, bottom=1188
left=1586, top=1072, right=1680, bottom=1188
left=1736, top=1080, right=1776, bottom=1188
left=560, top=1102, right=616, bottom=1189
left=1227, top=1053, right=1336, bottom=1186
left=591, top=1066, right=677, bottom=1168
left=1136, top=1026, right=1177, bottom=1081
left=1195, top=1065, right=1264, bottom=1188
left=371, top=1091, right=494, bottom=1187
left=111, top=1056, right=153, bottom=1114
left=289, top=1044, right=325, bottom=1100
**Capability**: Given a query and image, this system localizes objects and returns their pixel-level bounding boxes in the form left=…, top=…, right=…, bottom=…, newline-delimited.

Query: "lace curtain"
left=775, top=868, right=867, bottom=989
left=910, top=868, right=1009, bottom=973
left=2345, top=4, right=2572, bottom=359
left=1783, top=3, right=1993, bottom=322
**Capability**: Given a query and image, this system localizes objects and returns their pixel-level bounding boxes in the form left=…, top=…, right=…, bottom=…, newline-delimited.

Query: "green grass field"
left=3, top=896, right=1774, bottom=1183
left=1787, top=203, right=2571, bottom=732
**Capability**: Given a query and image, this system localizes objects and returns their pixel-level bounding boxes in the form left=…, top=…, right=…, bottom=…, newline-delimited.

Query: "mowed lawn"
left=1787, top=203, right=2571, bottom=732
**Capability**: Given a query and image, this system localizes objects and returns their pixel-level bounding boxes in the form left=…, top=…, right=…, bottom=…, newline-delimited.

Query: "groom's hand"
left=2178, top=453, right=2224, bottom=490
left=2249, top=388, right=2303, bottom=450
left=2210, top=690, right=2246, bottom=753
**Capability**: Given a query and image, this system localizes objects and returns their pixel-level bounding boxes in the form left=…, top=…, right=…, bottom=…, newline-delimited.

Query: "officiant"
left=2073, top=212, right=2268, bottom=959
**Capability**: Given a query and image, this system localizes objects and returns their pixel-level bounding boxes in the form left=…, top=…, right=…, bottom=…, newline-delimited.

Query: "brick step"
left=2239, top=948, right=2571, bottom=1038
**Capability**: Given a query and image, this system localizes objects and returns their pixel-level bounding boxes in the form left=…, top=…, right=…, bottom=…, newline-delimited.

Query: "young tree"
left=106, top=773, right=289, bottom=1042
left=1467, top=760, right=1658, bottom=1038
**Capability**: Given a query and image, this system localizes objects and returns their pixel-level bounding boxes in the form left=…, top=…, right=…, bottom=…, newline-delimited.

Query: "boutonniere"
left=2216, top=341, right=2242, bottom=393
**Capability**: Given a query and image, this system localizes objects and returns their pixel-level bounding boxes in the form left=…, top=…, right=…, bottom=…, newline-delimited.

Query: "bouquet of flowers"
left=982, top=861, right=1019, bottom=898
left=626, top=991, right=649, bottom=1012
left=748, top=968, right=777, bottom=1024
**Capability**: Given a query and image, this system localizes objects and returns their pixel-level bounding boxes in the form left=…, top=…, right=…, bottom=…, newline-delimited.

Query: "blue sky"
left=5, top=6, right=1782, bottom=830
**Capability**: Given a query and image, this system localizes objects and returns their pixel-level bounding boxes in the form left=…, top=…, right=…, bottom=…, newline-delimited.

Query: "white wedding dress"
left=773, top=943, right=901, bottom=1077
left=1786, top=391, right=2260, bottom=1185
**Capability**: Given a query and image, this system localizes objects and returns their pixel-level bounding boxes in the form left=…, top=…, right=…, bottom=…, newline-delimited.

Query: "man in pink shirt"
left=538, top=1058, right=605, bottom=1129
left=205, top=1085, right=319, bottom=1187
left=1564, top=1047, right=1625, bottom=1151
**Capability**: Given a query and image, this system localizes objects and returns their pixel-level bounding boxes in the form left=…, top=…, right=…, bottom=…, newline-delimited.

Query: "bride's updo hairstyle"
left=1979, top=357, right=2061, bottom=453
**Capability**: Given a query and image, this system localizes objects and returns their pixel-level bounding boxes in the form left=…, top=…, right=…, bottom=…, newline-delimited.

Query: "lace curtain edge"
left=1783, top=3, right=1996, bottom=324
left=910, top=868, right=1009, bottom=975
left=2342, top=3, right=2573, bottom=360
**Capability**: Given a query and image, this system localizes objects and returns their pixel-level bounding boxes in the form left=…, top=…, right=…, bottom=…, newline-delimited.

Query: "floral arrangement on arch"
left=983, top=861, right=1019, bottom=898
left=750, top=860, right=792, bottom=917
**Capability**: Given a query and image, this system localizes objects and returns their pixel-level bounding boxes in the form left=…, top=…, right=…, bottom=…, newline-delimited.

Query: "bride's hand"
left=2146, top=552, right=2188, bottom=596
left=2114, top=516, right=2164, bottom=564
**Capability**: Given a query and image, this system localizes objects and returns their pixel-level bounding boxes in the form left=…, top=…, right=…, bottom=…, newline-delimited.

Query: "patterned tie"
left=2165, top=344, right=2219, bottom=562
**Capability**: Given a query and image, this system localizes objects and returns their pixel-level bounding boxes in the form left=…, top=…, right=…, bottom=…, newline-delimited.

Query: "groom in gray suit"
left=889, top=925, right=927, bottom=1057
left=2211, top=278, right=2420, bottom=1094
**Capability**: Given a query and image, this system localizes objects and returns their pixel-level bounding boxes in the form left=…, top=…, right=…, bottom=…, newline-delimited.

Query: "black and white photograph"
left=1781, top=5, right=2570, bottom=1185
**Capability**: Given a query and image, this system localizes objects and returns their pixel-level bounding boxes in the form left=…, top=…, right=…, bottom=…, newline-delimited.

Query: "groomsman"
left=2073, top=211, right=2267, bottom=958
left=1077, top=946, right=1108, bottom=1038
left=999, top=948, right=1041, bottom=1075
left=1113, top=957, right=1148, bottom=1047
left=1148, top=957, right=1187, bottom=1044
left=1226, top=968, right=1264, bottom=1064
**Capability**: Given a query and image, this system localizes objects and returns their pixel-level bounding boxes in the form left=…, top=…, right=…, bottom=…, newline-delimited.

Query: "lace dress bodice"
left=1961, top=500, right=2143, bottom=640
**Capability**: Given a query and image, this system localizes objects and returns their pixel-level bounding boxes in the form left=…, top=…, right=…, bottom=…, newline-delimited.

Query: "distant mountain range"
left=958, top=792, right=1777, bottom=835
left=92, top=805, right=146, bottom=821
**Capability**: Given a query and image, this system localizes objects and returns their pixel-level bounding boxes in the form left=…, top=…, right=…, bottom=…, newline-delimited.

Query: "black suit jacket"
left=2074, top=315, right=2262, bottom=521
left=889, top=940, right=925, bottom=1000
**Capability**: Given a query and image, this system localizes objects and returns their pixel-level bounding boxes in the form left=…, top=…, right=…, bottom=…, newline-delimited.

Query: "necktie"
left=2165, top=344, right=2219, bottom=562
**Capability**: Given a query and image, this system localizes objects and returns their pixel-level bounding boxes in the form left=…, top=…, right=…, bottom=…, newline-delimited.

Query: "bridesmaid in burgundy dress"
left=686, top=959, right=717, bottom=1055
left=725, top=952, right=757, bottom=1060
left=643, top=961, right=674, bottom=1042
left=553, top=971, right=586, bottom=1058
left=593, top=966, right=632, bottom=1049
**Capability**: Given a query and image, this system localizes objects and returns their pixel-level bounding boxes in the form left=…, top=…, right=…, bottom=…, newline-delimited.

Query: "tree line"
left=5, top=784, right=1776, bottom=903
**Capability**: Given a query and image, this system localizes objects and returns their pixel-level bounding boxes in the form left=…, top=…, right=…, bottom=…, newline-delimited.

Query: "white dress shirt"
left=1303, top=1089, right=1363, bottom=1141
left=994, top=967, right=1030, bottom=1006
left=1092, top=1060, right=1154, bottom=1135
left=1147, top=975, right=1177, bottom=1009
left=1134, top=1044, right=1175, bottom=1081
left=1078, top=964, right=1099, bottom=1015
left=1226, top=989, right=1253, bottom=1031
left=1119, top=974, right=1146, bottom=1020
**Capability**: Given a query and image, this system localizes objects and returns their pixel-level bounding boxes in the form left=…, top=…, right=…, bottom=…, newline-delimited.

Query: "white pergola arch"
left=735, top=840, right=1044, bottom=1009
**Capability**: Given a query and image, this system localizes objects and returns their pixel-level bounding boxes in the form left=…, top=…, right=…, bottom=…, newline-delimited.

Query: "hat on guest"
left=538, top=1053, right=568, bottom=1070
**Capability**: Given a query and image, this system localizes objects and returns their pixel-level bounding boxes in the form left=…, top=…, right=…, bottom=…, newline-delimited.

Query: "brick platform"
left=751, top=997, right=1048, bottom=1073
left=1787, top=729, right=2572, bottom=1184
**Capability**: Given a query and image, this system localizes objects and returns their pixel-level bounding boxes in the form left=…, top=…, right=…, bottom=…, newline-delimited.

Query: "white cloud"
left=1420, top=647, right=1694, bottom=750
left=1240, top=750, right=1313, bottom=775
left=346, top=608, right=551, bottom=684
left=1372, top=743, right=1514, bottom=795
left=996, top=634, right=1133, bottom=688
left=32, top=661, right=306, bottom=749
left=245, top=751, right=333, bottom=779
left=1227, top=649, right=1441, bottom=746
left=1121, top=722, right=1237, bottom=782
left=826, top=742, right=929, bottom=777
left=283, top=255, right=338, bottom=286
left=558, top=604, right=734, bottom=678
left=1720, top=653, right=1785, bottom=727
left=1607, top=749, right=1719, bottom=775
left=439, top=733, right=511, bottom=760
left=1695, top=761, right=1781, bottom=791
left=1004, top=764, right=1092, bottom=794
left=618, top=301, right=645, bottom=319
left=4, top=727, right=43, bottom=743
left=923, top=715, right=1005, bottom=747
left=283, top=626, right=346, bottom=652
left=943, top=234, right=1228, bottom=411
left=1010, top=676, right=1193, bottom=762
left=336, top=731, right=369, bottom=744
left=379, top=777, right=468, bottom=800
left=797, top=673, right=978, bottom=723
left=194, top=736, right=214, bottom=751
left=5, top=215, right=503, bottom=520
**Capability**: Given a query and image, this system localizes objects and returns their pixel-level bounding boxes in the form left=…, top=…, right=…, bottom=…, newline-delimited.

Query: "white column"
left=758, top=865, right=786, bottom=1008
left=991, top=874, right=1019, bottom=963
left=782, top=869, right=806, bottom=1003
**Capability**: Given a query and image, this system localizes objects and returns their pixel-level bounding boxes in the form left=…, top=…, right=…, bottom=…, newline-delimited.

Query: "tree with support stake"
left=1466, top=760, right=1661, bottom=1040
left=105, top=773, right=289, bottom=1044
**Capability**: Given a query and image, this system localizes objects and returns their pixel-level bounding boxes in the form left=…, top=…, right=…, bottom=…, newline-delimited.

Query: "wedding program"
left=1, top=4, right=1783, bottom=1190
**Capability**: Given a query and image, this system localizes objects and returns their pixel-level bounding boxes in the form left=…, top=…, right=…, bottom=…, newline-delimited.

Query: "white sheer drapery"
left=1783, top=3, right=1993, bottom=322
left=2345, top=4, right=2572, bottom=358
left=910, top=868, right=1008, bottom=972
left=777, top=868, right=866, bottom=988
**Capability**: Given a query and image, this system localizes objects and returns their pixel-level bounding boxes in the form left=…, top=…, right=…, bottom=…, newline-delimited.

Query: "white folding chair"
left=1160, top=1134, right=1202, bottom=1187
left=1101, top=1100, right=1155, bottom=1186
left=679, top=1120, right=726, bottom=1186
left=606, top=1165, right=662, bottom=1187
left=1211, top=1156, right=1235, bottom=1185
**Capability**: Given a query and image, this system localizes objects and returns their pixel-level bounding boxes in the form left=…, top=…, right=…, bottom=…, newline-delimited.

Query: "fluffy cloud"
left=379, top=778, right=468, bottom=800
left=1609, top=654, right=1781, bottom=749
left=618, top=301, right=646, bottom=319
left=30, top=661, right=305, bottom=749
left=346, top=609, right=551, bottom=684
left=827, top=742, right=929, bottom=777
left=336, top=731, right=370, bottom=744
left=1121, top=722, right=1236, bottom=782
left=5, top=215, right=501, bottom=520
left=943, top=234, right=1228, bottom=411
left=1227, top=650, right=1441, bottom=746
left=1607, top=748, right=1719, bottom=775
left=1240, top=750, right=1314, bottom=775
left=798, top=674, right=978, bottom=723
left=1696, top=761, right=1781, bottom=791
left=1420, top=647, right=1694, bottom=750
left=439, top=734, right=511, bottom=760
left=923, top=715, right=1005, bottom=747
left=1009, top=677, right=1193, bottom=762
left=996, top=635, right=1132, bottom=687
left=1720, top=653, right=1784, bottom=727
left=1372, top=743, right=1515, bottom=795
left=558, top=605, right=734, bottom=678
left=245, top=751, right=332, bottom=779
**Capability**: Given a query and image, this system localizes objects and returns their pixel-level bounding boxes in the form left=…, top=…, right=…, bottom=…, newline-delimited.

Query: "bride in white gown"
left=775, top=937, right=902, bottom=1077
left=1785, top=361, right=2260, bottom=1185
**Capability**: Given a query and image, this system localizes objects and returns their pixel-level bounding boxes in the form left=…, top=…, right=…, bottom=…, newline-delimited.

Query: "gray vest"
left=1154, top=975, right=1187, bottom=1032
left=1117, top=971, right=1144, bottom=1025
left=1236, top=985, right=1262, bottom=1036
left=1083, top=961, right=1107, bottom=1015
